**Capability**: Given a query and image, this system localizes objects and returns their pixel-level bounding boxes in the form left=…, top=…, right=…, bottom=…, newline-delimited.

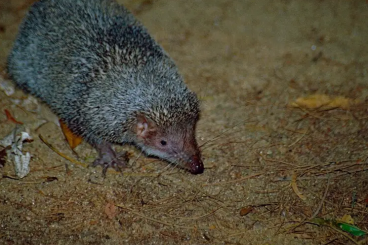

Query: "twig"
left=116, top=205, right=196, bottom=230
left=39, top=134, right=87, bottom=168
left=202, top=172, right=263, bottom=186
left=310, top=175, right=331, bottom=219
left=288, top=129, right=308, bottom=147
left=328, top=224, right=359, bottom=245
left=39, top=134, right=159, bottom=177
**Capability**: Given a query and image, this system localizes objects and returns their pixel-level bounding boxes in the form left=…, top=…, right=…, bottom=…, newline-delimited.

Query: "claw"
left=91, top=142, right=128, bottom=176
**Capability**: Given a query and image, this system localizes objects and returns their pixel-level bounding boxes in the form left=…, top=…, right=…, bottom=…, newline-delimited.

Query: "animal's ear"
left=135, top=113, right=157, bottom=139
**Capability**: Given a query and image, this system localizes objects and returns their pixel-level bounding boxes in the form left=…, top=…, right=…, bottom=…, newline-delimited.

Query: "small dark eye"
left=160, top=140, right=167, bottom=146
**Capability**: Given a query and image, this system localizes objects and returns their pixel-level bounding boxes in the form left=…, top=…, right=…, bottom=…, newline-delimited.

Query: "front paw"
left=91, top=150, right=129, bottom=176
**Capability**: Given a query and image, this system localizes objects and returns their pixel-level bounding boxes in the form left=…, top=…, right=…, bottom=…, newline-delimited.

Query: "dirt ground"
left=1, top=0, right=368, bottom=244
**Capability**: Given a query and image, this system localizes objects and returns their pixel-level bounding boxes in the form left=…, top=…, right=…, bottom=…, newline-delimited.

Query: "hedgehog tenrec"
left=7, top=0, right=204, bottom=175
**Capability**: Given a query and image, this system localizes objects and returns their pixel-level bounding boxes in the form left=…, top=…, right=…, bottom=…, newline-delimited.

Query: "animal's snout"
left=188, top=155, right=204, bottom=174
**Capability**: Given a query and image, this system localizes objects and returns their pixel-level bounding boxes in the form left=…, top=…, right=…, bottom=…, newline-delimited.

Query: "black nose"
left=189, top=155, right=204, bottom=174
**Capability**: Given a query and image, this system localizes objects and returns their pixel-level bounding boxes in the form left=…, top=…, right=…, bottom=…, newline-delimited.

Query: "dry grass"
left=1, top=0, right=368, bottom=244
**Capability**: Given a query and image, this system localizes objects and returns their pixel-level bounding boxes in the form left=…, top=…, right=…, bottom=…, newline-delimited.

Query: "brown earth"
left=1, top=0, right=368, bottom=244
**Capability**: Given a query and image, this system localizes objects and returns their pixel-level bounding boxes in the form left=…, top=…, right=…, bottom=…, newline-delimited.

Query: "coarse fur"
left=7, top=0, right=204, bottom=174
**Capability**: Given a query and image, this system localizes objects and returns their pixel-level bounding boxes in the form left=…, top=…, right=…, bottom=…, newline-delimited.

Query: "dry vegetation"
left=1, top=0, right=368, bottom=244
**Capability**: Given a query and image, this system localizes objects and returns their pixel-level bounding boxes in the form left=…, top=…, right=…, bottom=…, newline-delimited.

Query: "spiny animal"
left=7, top=0, right=204, bottom=175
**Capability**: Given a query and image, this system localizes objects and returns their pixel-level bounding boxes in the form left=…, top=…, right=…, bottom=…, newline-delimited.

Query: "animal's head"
left=133, top=111, right=203, bottom=174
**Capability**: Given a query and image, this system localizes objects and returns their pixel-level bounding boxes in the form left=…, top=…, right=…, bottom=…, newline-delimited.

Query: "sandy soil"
left=1, top=0, right=368, bottom=244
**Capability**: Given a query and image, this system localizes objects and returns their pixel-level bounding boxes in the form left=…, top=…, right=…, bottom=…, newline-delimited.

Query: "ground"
left=0, top=0, right=368, bottom=244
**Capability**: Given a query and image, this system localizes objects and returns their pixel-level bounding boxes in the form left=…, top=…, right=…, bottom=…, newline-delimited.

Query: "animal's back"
left=7, top=0, right=171, bottom=143
left=8, top=0, right=141, bottom=99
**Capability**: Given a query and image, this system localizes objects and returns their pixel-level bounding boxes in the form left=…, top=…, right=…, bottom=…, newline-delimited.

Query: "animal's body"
left=7, top=0, right=204, bottom=174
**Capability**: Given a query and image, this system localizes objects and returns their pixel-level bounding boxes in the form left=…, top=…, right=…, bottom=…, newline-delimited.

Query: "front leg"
left=91, top=142, right=128, bottom=176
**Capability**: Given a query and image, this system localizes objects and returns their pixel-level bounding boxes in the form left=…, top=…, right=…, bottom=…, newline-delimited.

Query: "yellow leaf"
left=291, top=94, right=358, bottom=110
left=339, top=214, right=355, bottom=225
left=291, top=172, right=306, bottom=201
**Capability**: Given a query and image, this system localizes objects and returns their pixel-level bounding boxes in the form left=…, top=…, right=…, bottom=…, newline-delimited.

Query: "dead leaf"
left=59, top=120, right=83, bottom=149
left=291, top=172, right=306, bottom=201
left=4, top=109, right=23, bottom=124
left=105, top=202, right=117, bottom=219
left=0, top=146, right=9, bottom=168
left=290, top=94, right=358, bottom=110
left=239, top=206, right=254, bottom=216
left=43, top=176, right=58, bottom=183
left=89, top=220, right=98, bottom=225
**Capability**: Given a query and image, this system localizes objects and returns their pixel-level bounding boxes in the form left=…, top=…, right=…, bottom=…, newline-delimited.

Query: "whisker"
left=159, top=162, right=174, bottom=174
left=199, top=120, right=255, bottom=150
left=129, top=148, right=143, bottom=168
